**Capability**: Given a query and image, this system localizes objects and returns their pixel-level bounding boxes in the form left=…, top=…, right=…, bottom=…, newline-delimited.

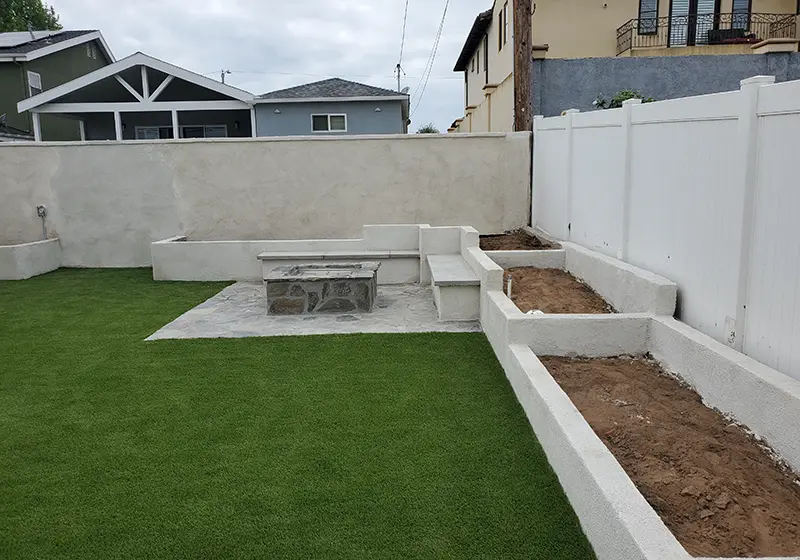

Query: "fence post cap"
left=622, top=98, right=643, bottom=106
left=740, top=75, right=776, bottom=87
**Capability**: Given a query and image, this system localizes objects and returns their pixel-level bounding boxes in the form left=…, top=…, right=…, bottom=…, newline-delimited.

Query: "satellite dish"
left=400, top=87, right=410, bottom=95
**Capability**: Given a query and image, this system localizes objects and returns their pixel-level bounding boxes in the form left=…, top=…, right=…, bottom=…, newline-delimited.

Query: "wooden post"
left=513, top=0, right=533, bottom=131
left=31, top=112, right=42, bottom=142
left=113, top=111, right=122, bottom=141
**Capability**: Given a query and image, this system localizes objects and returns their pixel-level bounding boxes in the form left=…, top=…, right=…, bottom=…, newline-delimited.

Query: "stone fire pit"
left=265, top=262, right=381, bottom=315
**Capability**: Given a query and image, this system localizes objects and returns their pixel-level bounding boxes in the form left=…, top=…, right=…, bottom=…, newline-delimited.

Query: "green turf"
left=0, top=269, right=595, bottom=559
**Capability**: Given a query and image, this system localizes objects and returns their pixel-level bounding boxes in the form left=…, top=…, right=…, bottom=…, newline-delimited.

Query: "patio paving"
left=147, top=282, right=481, bottom=340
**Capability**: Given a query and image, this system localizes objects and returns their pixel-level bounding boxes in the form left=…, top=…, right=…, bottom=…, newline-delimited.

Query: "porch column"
left=171, top=110, right=179, bottom=139
left=79, top=120, right=86, bottom=141
left=113, top=111, right=122, bottom=141
left=31, top=112, right=42, bottom=142
left=250, top=107, right=257, bottom=137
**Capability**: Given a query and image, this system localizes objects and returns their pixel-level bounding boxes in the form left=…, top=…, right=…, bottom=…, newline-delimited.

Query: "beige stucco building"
left=450, top=0, right=799, bottom=132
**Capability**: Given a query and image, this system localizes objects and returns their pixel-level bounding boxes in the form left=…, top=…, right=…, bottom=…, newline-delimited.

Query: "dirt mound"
left=480, top=230, right=556, bottom=251
left=543, top=356, right=800, bottom=558
left=505, top=268, right=613, bottom=314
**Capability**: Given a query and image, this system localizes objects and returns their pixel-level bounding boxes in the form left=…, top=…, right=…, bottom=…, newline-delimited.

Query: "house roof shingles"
left=258, top=78, right=405, bottom=100
left=0, top=30, right=97, bottom=55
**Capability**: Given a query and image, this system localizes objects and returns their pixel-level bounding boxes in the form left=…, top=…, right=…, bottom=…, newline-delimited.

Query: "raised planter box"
left=485, top=241, right=677, bottom=316
left=469, top=235, right=800, bottom=559
left=0, top=238, right=61, bottom=280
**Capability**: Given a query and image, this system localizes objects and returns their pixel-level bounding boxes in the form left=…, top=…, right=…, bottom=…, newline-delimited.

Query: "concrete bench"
left=427, top=255, right=480, bottom=322
left=258, top=250, right=420, bottom=285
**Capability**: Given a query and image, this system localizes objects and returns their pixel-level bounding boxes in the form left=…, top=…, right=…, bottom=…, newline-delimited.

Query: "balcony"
left=617, top=13, right=797, bottom=56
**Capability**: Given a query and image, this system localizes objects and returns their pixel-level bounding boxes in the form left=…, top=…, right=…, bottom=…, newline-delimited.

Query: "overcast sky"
left=48, top=0, right=490, bottom=132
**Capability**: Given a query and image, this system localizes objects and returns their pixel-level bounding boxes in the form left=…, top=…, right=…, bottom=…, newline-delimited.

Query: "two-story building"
left=0, top=30, right=114, bottom=141
left=451, top=0, right=800, bottom=131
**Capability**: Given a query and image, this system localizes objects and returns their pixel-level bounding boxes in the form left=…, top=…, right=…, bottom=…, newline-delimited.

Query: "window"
left=503, top=2, right=509, bottom=45
left=498, top=7, right=504, bottom=50
left=477, top=43, right=480, bottom=73
left=498, top=4, right=509, bottom=50
left=27, top=71, right=42, bottom=97
left=86, top=44, right=91, bottom=57
left=134, top=125, right=227, bottom=140
left=731, top=0, right=751, bottom=30
left=311, top=114, right=347, bottom=132
left=638, top=0, right=659, bottom=34
left=471, top=56, right=475, bottom=72
left=136, top=127, right=174, bottom=140
left=92, top=44, right=97, bottom=59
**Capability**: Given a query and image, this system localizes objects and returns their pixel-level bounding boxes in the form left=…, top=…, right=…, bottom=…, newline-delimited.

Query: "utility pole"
left=513, top=0, right=533, bottom=131
left=394, top=64, right=405, bottom=92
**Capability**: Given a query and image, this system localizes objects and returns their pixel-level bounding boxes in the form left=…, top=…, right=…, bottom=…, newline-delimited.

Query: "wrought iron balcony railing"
left=617, top=12, right=797, bottom=55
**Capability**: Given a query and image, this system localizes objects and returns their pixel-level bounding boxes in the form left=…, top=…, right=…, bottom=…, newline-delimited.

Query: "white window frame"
left=503, top=2, right=509, bottom=45
left=180, top=124, right=228, bottom=138
left=311, top=114, right=347, bottom=133
left=27, top=71, right=42, bottom=97
left=134, top=124, right=228, bottom=140
left=135, top=126, right=173, bottom=140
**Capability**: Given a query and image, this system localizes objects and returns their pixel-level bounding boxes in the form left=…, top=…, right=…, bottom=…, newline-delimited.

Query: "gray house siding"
left=255, top=100, right=404, bottom=136
left=532, top=52, right=800, bottom=117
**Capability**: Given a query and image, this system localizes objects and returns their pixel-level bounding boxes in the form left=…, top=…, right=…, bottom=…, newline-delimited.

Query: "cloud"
left=49, top=0, right=490, bottom=131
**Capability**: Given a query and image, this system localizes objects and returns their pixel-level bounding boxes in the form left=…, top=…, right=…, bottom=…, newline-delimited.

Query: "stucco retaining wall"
left=0, top=239, right=62, bottom=280
left=564, top=243, right=677, bottom=315
left=0, top=134, right=530, bottom=267
left=469, top=238, right=800, bottom=560
left=152, top=225, right=424, bottom=283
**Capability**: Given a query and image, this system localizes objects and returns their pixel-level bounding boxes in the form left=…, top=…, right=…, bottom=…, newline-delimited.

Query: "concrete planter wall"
left=0, top=238, right=61, bottom=280
left=152, top=225, right=425, bottom=284
left=466, top=239, right=800, bottom=560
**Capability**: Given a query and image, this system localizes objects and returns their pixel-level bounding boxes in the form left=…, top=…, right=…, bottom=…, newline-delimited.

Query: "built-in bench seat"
left=427, top=255, right=480, bottom=321
left=258, top=250, right=419, bottom=260
left=257, top=250, right=421, bottom=285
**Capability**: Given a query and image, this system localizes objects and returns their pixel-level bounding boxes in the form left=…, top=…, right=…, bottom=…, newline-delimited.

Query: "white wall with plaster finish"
left=0, top=239, right=61, bottom=280
left=0, top=133, right=531, bottom=268
left=532, top=76, right=800, bottom=382
left=153, top=225, right=424, bottom=283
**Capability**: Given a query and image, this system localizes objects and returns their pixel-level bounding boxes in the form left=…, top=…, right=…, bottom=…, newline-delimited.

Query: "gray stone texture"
left=265, top=262, right=379, bottom=315
left=532, top=52, right=800, bottom=117
left=146, top=283, right=481, bottom=340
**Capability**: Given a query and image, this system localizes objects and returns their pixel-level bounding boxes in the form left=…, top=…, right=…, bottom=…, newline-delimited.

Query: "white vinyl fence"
left=533, top=76, right=800, bottom=382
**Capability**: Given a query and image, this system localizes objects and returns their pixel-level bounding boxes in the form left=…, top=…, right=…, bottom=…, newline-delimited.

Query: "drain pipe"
left=36, top=205, right=47, bottom=240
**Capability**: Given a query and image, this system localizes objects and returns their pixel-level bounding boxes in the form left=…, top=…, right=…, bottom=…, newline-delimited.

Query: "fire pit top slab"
left=265, top=262, right=381, bottom=282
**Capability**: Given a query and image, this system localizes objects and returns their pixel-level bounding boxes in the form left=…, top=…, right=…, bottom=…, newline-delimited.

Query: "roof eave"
left=253, top=95, right=410, bottom=104
left=453, top=9, right=493, bottom=72
left=6, top=31, right=116, bottom=63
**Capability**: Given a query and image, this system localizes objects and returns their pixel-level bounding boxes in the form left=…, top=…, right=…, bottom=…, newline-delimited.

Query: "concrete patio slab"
left=146, top=283, right=481, bottom=340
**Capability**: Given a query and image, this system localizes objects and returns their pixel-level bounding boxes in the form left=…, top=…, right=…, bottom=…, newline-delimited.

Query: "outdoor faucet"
left=36, top=205, right=47, bottom=240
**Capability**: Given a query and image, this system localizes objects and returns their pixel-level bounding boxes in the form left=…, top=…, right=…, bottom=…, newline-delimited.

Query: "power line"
left=398, top=0, right=410, bottom=67
left=395, top=0, right=411, bottom=92
left=204, top=70, right=460, bottom=81
left=410, top=0, right=450, bottom=117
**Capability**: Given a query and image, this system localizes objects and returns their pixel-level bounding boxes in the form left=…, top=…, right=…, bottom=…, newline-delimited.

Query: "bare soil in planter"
left=505, top=268, right=613, bottom=314
left=480, top=230, right=557, bottom=251
left=541, top=356, right=800, bottom=558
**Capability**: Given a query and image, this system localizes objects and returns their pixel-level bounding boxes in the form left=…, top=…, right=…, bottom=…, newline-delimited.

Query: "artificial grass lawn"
left=0, top=269, right=595, bottom=560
